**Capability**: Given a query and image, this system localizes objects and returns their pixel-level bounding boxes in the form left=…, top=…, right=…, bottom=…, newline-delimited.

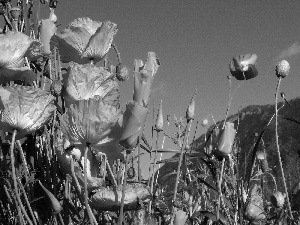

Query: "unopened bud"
left=155, top=100, right=163, bottom=132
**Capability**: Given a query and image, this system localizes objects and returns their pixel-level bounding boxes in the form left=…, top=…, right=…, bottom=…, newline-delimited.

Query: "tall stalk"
left=274, top=77, right=293, bottom=220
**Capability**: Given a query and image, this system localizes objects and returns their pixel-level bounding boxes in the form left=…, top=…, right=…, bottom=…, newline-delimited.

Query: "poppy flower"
left=89, top=183, right=150, bottom=211
left=0, top=85, right=56, bottom=139
left=271, top=191, right=286, bottom=208
left=0, top=31, right=44, bottom=84
left=51, top=17, right=117, bottom=64
left=62, top=62, right=119, bottom=107
left=60, top=98, right=123, bottom=162
left=119, top=52, right=160, bottom=150
left=229, top=54, right=258, bottom=80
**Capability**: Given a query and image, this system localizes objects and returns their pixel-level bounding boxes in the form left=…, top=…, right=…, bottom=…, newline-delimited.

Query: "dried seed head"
left=271, top=191, right=286, bottom=208
left=275, top=60, right=290, bottom=78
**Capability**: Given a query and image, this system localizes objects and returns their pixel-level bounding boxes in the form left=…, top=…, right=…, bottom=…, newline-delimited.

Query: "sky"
left=33, top=1, right=300, bottom=178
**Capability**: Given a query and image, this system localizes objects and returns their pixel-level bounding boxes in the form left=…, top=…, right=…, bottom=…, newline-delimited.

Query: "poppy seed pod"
left=276, top=60, right=290, bottom=78
left=38, top=181, right=63, bottom=213
left=216, top=122, right=236, bottom=157
left=229, top=54, right=258, bottom=80
left=155, top=100, right=163, bottom=132
left=271, top=191, right=286, bottom=208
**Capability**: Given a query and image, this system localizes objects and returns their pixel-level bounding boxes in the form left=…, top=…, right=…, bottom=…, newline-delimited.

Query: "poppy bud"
left=155, top=100, right=163, bottom=132
left=261, top=159, right=269, bottom=173
left=50, top=80, right=62, bottom=96
left=201, top=118, right=209, bottom=127
left=174, top=210, right=188, bottom=225
left=256, top=151, right=266, bottom=160
left=276, top=60, right=290, bottom=78
left=38, top=181, right=62, bottom=213
left=116, top=63, right=129, bottom=81
left=186, top=93, right=196, bottom=122
left=216, top=122, right=236, bottom=156
left=271, top=191, right=286, bottom=208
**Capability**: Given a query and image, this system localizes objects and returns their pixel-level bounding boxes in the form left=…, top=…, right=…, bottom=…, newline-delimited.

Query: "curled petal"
left=229, top=54, right=258, bottom=80
left=133, top=52, right=160, bottom=107
left=119, top=101, right=149, bottom=150
left=0, top=85, right=55, bottom=139
left=89, top=183, right=150, bottom=211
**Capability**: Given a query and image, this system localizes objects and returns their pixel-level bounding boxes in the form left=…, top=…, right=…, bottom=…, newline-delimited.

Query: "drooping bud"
left=276, top=60, right=290, bottom=78
left=155, top=100, right=163, bottom=132
left=186, top=90, right=196, bottom=122
left=38, top=181, right=62, bottom=213
left=50, top=80, right=62, bottom=97
left=271, top=191, right=286, bottom=208
left=116, top=63, right=129, bottom=81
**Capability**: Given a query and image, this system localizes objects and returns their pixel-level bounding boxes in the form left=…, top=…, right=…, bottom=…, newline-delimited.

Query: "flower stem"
left=275, top=77, right=293, bottom=220
left=118, top=152, right=129, bottom=225
left=10, top=130, right=33, bottom=225
left=171, top=120, right=192, bottom=220
left=84, top=145, right=97, bottom=225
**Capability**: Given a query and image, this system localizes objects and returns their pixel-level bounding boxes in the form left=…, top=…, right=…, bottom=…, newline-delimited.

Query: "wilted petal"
left=0, top=85, right=56, bottom=139
left=62, top=62, right=119, bottom=107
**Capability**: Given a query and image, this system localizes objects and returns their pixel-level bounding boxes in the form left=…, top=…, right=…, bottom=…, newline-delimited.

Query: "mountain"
left=157, top=97, right=300, bottom=197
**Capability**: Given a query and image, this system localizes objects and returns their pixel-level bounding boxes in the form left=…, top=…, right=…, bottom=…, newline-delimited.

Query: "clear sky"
left=35, top=1, right=300, bottom=178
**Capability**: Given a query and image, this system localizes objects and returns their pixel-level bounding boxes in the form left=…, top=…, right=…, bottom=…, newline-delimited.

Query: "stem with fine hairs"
left=84, top=145, right=97, bottom=225
left=118, top=151, right=129, bottom=225
left=274, top=77, right=293, bottom=220
left=10, top=130, right=33, bottom=225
